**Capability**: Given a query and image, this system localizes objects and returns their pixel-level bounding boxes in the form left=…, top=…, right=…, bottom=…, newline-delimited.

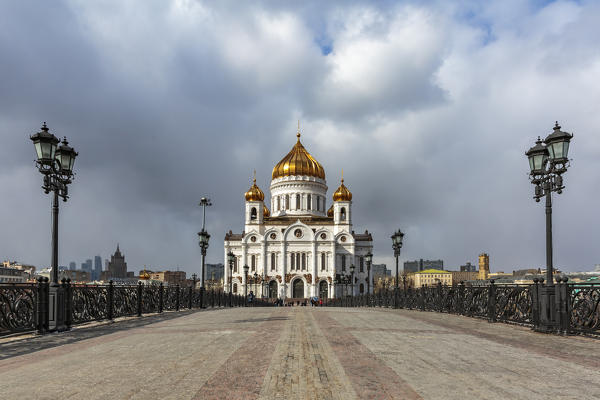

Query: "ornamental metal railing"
left=1, top=279, right=268, bottom=336
left=325, top=279, right=600, bottom=336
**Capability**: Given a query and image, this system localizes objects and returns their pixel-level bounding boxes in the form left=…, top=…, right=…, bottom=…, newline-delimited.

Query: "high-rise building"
left=478, top=253, right=489, bottom=280
left=404, top=259, right=444, bottom=272
left=93, top=255, right=102, bottom=281
left=82, top=259, right=93, bottom=275
left=100, top=244, right=128, bottom=280
left=371, top=264, right=390, bottom=279
left=69, top=261, right=77, bottom=270
left=205, top=263, right=224, bottom=281
left=460, top=262, right=476, bottom=272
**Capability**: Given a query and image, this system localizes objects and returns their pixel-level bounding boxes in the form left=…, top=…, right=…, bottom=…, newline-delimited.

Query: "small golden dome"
left=272, top=132, right=325, bottom=180
left=263, top=204, right=270, bottom=217
left=333, top=178, right=352, bottom=201
left=245, top=178, right=265, bottom=201
left=139, top=269, right=150, bottom=280
left=327, top=204, right=333, bottom=217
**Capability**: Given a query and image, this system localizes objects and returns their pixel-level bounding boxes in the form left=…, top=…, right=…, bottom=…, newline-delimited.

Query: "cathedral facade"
left=224, top=130, right=373, bottom=299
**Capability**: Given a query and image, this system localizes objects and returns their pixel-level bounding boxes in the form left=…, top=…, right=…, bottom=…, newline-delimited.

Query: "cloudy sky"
left=1, top=0, right=599, bottom=275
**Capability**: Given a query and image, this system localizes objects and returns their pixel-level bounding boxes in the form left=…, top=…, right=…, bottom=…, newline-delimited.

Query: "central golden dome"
left=272, top=133, right=325, bottom=180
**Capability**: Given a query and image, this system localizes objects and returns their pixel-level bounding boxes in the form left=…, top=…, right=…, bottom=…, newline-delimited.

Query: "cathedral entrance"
left=292, top=279, right=304, bottom=298
left=269, top=281, right=278, bottom=298
left=319, top=281, right=328, bottom=299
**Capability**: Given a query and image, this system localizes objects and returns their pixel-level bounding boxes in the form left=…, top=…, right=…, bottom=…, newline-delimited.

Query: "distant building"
left=205, top=263, right=224, bottom=281
left=82, top=259, right=93, bottom=275
left=512, top=268, right=540, bottom=276
left=460, top=262, right=476, bottom=272
left=371, top=264, right=390, bottom=279
left=60, top=270, right=90, bottom=282
left=149, top=271, right=186, bottom=286
left=94, top=255, right=102, bottom=280
left=404, top=259, right=444, bottom=273
left=69, top=261, right=77, bottom=270
left=478, top=253, right=489, bottom=280
left=2, top=261, right=36, bottom=280
left=409, top=269, right=452, bottom=287
left=0, top=266, right=28, bottom=283
left=451, top=271, right=479, bottom=285
left=100, top=244, right=129, bottom=281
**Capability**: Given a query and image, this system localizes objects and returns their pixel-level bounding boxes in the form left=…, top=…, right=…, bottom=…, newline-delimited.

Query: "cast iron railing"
left=325, top=279, right=600, bottom=336
left=1, top=279, right=267, bottom=336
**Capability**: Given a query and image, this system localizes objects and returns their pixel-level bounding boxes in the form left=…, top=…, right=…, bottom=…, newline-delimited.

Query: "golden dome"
left=272, top=133, right=325, bottom=180
left=327, top=204, right=333, bottom=217
left=245, top=178, right=264, bottom=201
left=139, top=269, right=150, bottom=280
left=333, top=178, right=352, bottom=201
left=263, top=204, right=270, bottom=217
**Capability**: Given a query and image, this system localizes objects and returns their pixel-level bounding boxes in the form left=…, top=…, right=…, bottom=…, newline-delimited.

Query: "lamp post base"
left=48, top=284, right=67, bottom=332
left=535, top=286, right=558, bottom=333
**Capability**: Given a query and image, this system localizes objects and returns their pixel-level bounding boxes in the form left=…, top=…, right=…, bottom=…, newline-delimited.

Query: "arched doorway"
left=269, top=281, right=278, bottom=298
left=319, top=281, right=328, bottom=299
left=292, top=279, right=304, bottom=298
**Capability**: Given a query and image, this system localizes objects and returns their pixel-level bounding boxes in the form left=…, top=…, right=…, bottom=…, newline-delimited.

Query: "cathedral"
left=223, top=128, right=373, bottom=300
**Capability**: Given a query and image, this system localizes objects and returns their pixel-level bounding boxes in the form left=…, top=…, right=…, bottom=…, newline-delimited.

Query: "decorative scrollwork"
left=570, top=284, right=600, bottom=334
left=462, top=287, right=488, bottom=318
left=71, top=286, right=108, bottom=323
left=0, top=284, right=36, bottom=334
left=113, top=286, right=137, bottom=317
left=142, top=285, right=160, bottom=313
left=495, top=285, right=532, bottom=325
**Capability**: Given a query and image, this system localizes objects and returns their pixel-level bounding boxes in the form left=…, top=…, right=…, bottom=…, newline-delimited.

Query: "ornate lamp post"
left=243, top=264, right=249, bottom=299
left=30, top=123, right=78, bottom=332
left=227, top=251, right=235, bottom=293
left=365, top=252, right=373, bottom=294
left=350, top=264, right=355, bottom=298
left=253, top=272, right=258, bottom=297
left=525, top=121, right=573, bottom=332
left=198, top=197, right=212, bottom=286
left=391, top=230, right=404, bottom=289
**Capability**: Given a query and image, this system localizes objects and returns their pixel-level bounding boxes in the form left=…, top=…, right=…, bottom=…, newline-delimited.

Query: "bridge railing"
left=1, top=279, right=254, bottom=336
left=326, top=280, right=600, bottom=336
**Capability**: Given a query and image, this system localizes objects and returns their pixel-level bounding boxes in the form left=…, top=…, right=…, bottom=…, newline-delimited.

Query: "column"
left=331, top=241, right=336, bottom=299
left=312, top=241, right=317, bottom=297
left=224, top=246, right=229, bottom=293
left=281, top=241, right=287, bottom=299
left=241, top=243, right=247, bottom=288
left=261, top=241, right=267, bottom=297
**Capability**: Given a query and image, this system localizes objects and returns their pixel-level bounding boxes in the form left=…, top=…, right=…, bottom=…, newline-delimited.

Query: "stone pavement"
left=1, top=307, right=599, bottom=399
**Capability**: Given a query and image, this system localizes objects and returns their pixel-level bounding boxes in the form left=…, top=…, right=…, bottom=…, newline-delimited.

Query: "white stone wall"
left=270, top=176, right=328, bottom=217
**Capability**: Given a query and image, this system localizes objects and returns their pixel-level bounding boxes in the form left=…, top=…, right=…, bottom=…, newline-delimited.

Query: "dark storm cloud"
left=1, top=0, right=599, bottom=275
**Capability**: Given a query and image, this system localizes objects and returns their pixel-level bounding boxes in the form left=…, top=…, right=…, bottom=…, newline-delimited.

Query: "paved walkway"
left=1, top=307, right=599, bottom=399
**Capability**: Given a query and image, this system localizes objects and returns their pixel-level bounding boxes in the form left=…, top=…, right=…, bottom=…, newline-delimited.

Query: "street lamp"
left=227, top=251, right=235, bottom=293
left=198, top=197, right=212, bottom=288
left=253, top=272, right=258, bottom=297
left=243, top=264, right=249, bottom=298
left=365, top=252, right=373, bottom=294
left=525, top=121, right=573, bottom=332
left=391, top=230, right=404, bottom=289
left=350, top=264, right=355, bottom=298
left=30, top=123, right=78, bottom=332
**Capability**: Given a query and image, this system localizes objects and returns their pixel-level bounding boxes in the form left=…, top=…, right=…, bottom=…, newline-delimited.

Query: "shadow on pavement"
left=0, top=308, right=210, bottom=360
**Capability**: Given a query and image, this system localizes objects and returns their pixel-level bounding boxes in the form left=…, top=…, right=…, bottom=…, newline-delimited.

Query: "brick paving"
left=0, top=307, right=599, bottom=399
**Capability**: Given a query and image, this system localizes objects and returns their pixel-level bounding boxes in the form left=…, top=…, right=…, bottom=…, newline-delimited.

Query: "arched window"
left=296, top=194, right=300, bottom=209
left=302, top=253, right=306, bottom=270
left=360, top=283, right=364, bottom=294
left=250, top=207, right=257, bottom=220
left=340, top=207, right=346, bottom=221
left=317, top=196, right=320, bottom=211
left=233, top=283, right=238, bottom=293
left=251, top=255, right=256, bottom=271
left=321, top=253, right=326, bottom=271
left=291, top=253, right=295, bottom=270
left=341, top=255, right=346, bottom=271
left=307, top=195, right=312, bottom=210
left=360, top=256, right=364, bottom=272
left=271, top=253, right=276, bottom=271
left=234, top=257, right=238, bottom=273
left=277, top=197, right=280, bottom=211
left=285, top=195, right=289, bottom=210
left=296, top=253, right=301, bottom=270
